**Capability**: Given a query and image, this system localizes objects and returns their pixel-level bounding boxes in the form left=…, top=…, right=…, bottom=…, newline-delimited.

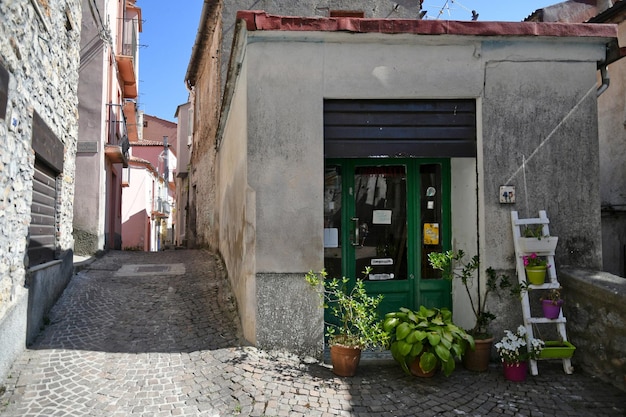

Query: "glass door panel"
left=323, top=165, right=343, bottom=280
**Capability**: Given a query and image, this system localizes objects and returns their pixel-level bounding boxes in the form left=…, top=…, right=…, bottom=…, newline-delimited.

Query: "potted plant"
left=428, top=250, right=512, bottom=371
left=383, top=306, right=474, bottom=377
left=523, top=253, right=549, bottom=285
left=518, top=225, right=558, bottom=253
left=305, top=268, right=388, bottom=377
left=495, top=325, right=545, bottom=382
left=541, top=287, right=563, bottom=319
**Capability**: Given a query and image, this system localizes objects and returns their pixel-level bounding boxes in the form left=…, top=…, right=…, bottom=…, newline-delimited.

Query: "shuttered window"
left=28, top=112, right=64, bottom=266
left=29, top=160, right=58, bottom=266
left=324, top=99, right=476, bottom=158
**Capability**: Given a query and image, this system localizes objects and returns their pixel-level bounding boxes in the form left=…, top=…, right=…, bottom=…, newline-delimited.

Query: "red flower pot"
left=502, top=361, right=528, bottom=382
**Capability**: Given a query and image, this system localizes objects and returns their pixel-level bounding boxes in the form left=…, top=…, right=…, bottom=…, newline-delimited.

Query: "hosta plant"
left=384, top=306, right=474, bottom=376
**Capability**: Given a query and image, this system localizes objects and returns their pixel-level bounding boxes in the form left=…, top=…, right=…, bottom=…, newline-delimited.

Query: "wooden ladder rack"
left=511, top=210, right=573, bottom=375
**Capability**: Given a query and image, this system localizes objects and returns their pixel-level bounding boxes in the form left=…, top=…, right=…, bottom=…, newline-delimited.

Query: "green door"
left=323, top=159, right=451, bottom=316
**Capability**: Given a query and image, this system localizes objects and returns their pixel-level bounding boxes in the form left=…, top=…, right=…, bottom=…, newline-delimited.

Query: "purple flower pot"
left=542, top=299, right=563, bottom=319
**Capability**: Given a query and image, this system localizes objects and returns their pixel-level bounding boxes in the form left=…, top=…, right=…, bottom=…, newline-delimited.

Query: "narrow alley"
left=0, top=250, right=624, bottom=416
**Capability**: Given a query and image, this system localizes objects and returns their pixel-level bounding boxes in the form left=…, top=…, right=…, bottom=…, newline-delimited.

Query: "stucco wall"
left=226, top=30, right=608, bottom=354
left=482, top=52, right=603, bottom=271
left=217, top=58, right=257, bottom=343
left=0, top=0, right=81, bottom=381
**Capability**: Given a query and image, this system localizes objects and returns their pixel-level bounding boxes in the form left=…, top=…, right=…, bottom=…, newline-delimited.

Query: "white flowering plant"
left=495, top=325, right=545, bottom=364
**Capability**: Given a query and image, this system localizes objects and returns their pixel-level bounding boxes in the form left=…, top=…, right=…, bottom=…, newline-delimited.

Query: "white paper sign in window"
left=372, top=210, right=392, bottom=225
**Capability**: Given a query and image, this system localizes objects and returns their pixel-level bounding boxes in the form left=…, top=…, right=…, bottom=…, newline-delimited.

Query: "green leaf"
left=419, top=352, right=437, bottom=373
left=383, top=317, right=400, bottom=333
left=396, top=340, right=412, bottom=356
left=434, top=343, right=451, bottom=362
left=396, top=322, right=411, bottom=340
left=410, top=341, right=424, bottom=357
left=405, top=330, right=420, bottom=344
left=441, top=355, right=455, bottom=376
left=427, top=332, right=441, bottom=346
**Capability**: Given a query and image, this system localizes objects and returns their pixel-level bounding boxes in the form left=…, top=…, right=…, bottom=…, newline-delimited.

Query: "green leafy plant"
left=383, top=306, right=474, bottom=376
left=305, top=268, right=388, bottom=349
left=522, top=225, right=548, bottom=239
left=428, top=250, right=512, bottom=338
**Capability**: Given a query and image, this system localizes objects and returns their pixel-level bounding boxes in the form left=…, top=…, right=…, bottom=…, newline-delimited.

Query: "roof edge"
left=235, top=10, right=618, bottom=39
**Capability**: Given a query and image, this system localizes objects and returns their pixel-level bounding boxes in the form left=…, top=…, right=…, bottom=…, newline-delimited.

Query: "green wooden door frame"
left=324, top=158, right=452, bottom=313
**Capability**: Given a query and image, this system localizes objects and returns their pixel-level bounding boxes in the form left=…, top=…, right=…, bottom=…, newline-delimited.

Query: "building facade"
left=174, top=102, right=193, bottom=247
left=73, top=0, right=142, bottom=255
left=123, top=134, right=176, bottom=251
left=187, top=8, right=619, bottom=357
left=0, top=0, right=81, bottom=381
left=185, top=0, right=427, bottom=251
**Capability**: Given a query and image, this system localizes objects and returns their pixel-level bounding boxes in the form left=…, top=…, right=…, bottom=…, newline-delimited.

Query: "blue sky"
left=138, top=0, right=554, bottom=123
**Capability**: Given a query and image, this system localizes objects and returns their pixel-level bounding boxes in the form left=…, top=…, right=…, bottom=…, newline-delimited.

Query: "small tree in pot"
left=428, top=250, right=513, bottom=371
left=305, top=268, right=388, bottom=376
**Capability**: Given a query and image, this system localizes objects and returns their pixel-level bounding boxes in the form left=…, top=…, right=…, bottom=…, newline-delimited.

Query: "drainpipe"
left=597, top=65, right=610, bottom=97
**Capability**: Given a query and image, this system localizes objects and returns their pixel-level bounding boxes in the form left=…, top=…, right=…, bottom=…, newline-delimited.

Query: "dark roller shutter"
left=28, top=112, right=64, bottom=266
left=324, top=99, right=476, bottom=158
left=29, top=160, right=58, bottom=266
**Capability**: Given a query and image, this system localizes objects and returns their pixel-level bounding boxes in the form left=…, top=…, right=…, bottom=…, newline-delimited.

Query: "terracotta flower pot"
left=330, top=344, right=361, bottom=377
left=463, top=337, right=494, bottom=372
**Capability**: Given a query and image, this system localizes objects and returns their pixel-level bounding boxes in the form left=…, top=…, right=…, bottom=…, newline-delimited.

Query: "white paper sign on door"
left=372, top=210, right=392, bottom=225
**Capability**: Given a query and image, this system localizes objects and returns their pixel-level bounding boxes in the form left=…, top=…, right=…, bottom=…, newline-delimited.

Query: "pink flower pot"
left=502, top=361, right=528, bottom=382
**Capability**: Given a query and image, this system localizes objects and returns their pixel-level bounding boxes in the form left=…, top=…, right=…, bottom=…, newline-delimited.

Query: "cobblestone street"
left=0, top=250, right=624, bottom=416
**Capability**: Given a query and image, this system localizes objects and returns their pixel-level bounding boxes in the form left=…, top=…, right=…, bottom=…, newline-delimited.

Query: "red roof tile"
left=236, top=10, right=617, bottom=38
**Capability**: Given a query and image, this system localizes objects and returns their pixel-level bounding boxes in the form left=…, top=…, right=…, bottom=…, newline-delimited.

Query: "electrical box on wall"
left=500, top=186, right=515, bottom=204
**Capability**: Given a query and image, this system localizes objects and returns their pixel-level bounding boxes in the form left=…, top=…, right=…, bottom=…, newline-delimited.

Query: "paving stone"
left=0, top=249, right=625, bottom=416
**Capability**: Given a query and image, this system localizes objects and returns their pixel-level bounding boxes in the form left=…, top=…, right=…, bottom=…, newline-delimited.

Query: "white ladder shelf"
left=511, top=210, right=573, bottom=375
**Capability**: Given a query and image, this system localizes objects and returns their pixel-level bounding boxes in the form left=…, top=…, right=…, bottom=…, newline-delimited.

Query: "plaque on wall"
left=77, top=141, right=98, bottom=153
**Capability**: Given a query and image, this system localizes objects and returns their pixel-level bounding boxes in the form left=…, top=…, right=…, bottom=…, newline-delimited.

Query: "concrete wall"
left=26, top=252, right=74, bottom=344
left=218, top=28, right=608, bottom=355
left=560, top=268, right=626, bottom=392
left=0, top=0, right=81, bottom=381
left=220, top=1, right=424, bottom=90
left=74, top=0, right=108, bottom=255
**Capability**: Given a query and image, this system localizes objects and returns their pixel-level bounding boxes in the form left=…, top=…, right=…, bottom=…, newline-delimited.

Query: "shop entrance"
left=323, top=159, right=451, bottom=315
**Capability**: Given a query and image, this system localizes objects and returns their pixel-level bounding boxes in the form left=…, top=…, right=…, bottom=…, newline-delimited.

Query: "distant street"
left=0, top=249, right=624, bottom=416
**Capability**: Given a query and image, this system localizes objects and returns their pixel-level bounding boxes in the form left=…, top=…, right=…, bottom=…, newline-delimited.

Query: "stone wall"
left=0, top=0, right=81, bottom=381
left=559, top=268, right=626, bottom=392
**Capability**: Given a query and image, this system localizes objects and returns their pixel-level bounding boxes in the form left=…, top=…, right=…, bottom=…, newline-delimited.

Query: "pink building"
left=121, top=114, right=177, bottom=250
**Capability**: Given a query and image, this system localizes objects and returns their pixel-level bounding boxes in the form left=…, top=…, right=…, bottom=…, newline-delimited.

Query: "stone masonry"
left=0, top=0, right=82, bottom=380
